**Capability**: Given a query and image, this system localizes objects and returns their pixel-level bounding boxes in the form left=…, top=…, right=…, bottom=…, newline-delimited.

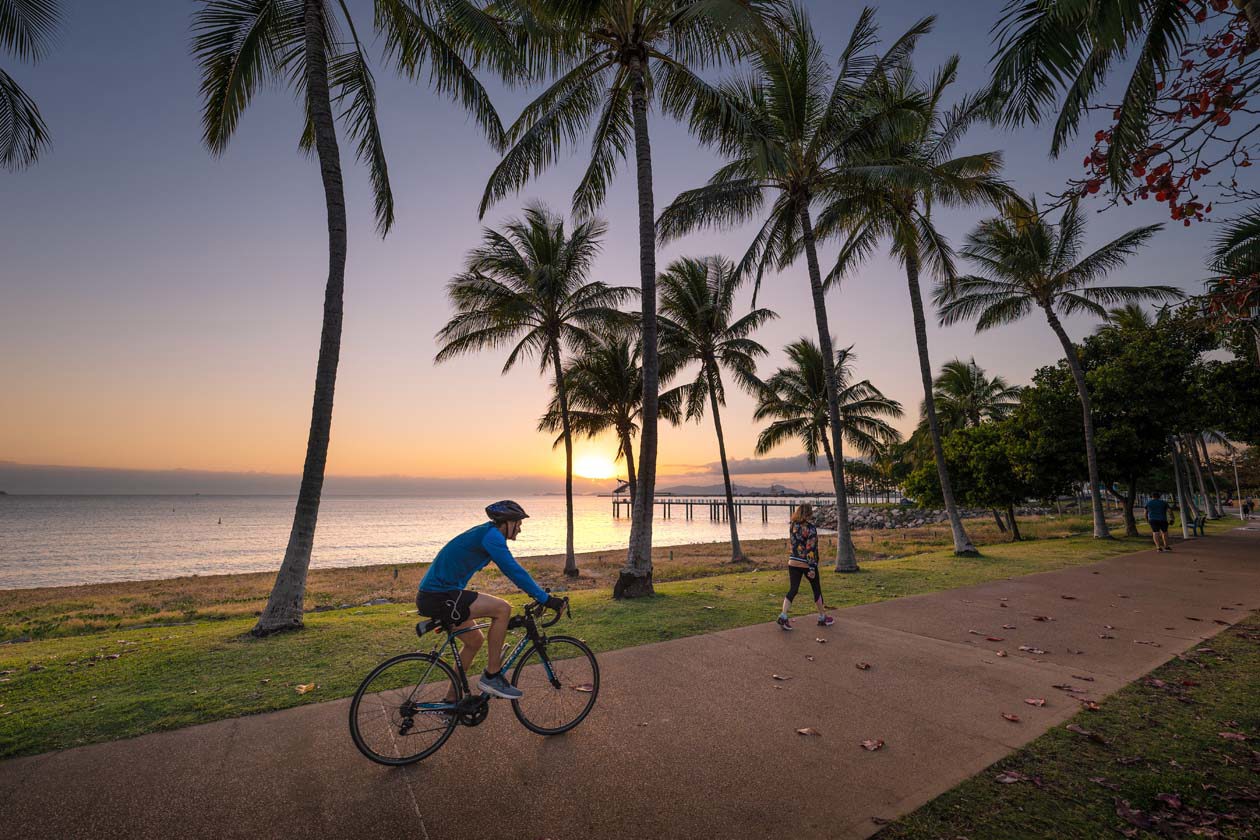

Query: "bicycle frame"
left=413, top=615, right=558, bottom=716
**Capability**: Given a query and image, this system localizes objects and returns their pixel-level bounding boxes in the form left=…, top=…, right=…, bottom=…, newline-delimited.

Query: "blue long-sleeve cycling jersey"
left=418, top=522, right=548, bottom=603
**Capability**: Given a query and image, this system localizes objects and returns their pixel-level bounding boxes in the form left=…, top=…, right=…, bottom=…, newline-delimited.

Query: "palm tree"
left=658, top=256, right=775, bottom=562
left=815, top=57, right=1015, bottom=557
left=657, top=4, right=932, bottom=572
left=1103, top=302, right=1155, bottom=332
left=193, top=0, right=513, bottom=634
left=480, top=0, right=772, bottom=597
left=1, top=0, right=60, bottom=170
left=537, top=334, right=685, bottom=509
left=753, top=339, right=903, bottom=481
left=929, top=358, right=1021, bottom=432
left=938, top=197, right=1182, bottom=538
left=436, top=204, right=635, bottom=575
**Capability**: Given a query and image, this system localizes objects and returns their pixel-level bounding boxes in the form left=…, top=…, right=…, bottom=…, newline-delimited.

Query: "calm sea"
left=0, top=495, right=797, bottom=590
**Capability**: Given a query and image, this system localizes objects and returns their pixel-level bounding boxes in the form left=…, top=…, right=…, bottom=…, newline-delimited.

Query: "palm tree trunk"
left=1005, top=502, right=1021, bottom=541
left=1198, top=436, right=1223, bottom=507
left=253, top=0, right=346, bottom=636
left=1042, top=307, right=1112, bottom=539
left=904, top=250, right=978, bottom=554
left=1184, top=434, right=1219, bottom=518
left=550, top=341, right=578, bottom=575
left=621, top=430, right=637, bottom=509
left=705, top=361, right=744, bottom=561
left=820, top=430, right=835, bottom=477
left=798, top=205, right=858, bottom=572
left=617, top=54, right=657, bottom=599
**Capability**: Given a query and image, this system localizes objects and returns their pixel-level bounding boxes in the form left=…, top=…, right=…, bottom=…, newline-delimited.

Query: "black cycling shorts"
left=1149, top=519, right=1169, bottom=533
left=416, top=588, right=478, bottom=626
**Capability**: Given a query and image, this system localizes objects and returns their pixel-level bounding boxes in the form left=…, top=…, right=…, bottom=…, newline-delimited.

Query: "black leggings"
left=785, top=565, right=822, bottom=604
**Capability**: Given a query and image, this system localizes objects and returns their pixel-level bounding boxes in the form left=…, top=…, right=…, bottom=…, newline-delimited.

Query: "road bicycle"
left=349, top=595, right=600, bottom=765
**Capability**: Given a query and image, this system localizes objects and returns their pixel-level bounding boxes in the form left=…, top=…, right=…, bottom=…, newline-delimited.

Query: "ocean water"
left=0, top=495, right=799, bottom=590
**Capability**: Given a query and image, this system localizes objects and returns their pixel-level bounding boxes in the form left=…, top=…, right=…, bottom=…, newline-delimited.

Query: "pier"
left=602, top=492, right=900, bottom=523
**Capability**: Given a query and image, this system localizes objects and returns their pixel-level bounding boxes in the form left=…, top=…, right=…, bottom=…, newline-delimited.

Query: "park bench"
left=1190, top=513, right=1208, bottom=537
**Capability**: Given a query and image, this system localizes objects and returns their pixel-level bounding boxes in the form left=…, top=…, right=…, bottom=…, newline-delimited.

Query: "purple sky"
left=0, top=0, right=1214, bottom=493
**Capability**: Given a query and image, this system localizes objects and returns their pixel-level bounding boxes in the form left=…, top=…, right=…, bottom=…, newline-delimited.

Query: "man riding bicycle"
left=416, top=500, right=565, bottom=700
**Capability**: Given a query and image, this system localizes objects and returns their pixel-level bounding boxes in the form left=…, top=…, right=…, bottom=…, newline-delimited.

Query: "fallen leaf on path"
left=995, top=650, right=1008, bottom=657
left=1002, top=624, right=1016, bottom=630
left=1134, top=640, right=1162, bottom=647
left=1053, top=684, right=1087, bottom=693
left=968, top=629, right=984, bottom=636
left=999, top=597, right=1008, bottom=601
left=1061, top=595, right=1077, bottom=600
left=855, top=662, right=871, bottom=670
left=1018, top=645, right=1048, bottom=654
left=985, top=636, right=1005, bottom=642
left=1071, top=674, right=1096, bottom=682
left=1104, top=624, right=1115, bottom=630
left=1100, top=634, right=1116, bottom=639
left=1033, top=615, right=1054, bottom=622
left=1213, top=619, right=1230, bottom=626
left=815, top=638, right=827, bottom=644
left=1186, top=616, right=1203, bottom=621
left=796, top=727, right=821, bottom=736
left=572, top=684, right=595, bottom=693
left=1219, top=732, right=1248, bottom=741
left=294, top=684, right=315, bottom=695
left=1024, top=698, right=1046, bottom=707
left=860, top=739, right=884, bottom=751
left=1221, top=606, right=1235, bottom=610
left=771, top=674, right=792, bottom=681
left=1079, top=700, right=1101, bottom=711
left=1068, top=648, right=1086, bottom=655
left=1002, top=713, right=1021, bottom=722
left=999, top=602, right=1008, bottom=608
left=869, top=817, right=892, bottom=826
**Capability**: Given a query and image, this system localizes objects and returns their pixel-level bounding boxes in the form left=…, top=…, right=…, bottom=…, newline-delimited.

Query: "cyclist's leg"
left=441, top=619, right=482, bottom=702
left=465, top=593, right=512, bottom=674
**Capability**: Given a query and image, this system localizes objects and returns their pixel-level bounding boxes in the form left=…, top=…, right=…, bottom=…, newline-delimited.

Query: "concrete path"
left=3, top=528, right=1257, bottom=840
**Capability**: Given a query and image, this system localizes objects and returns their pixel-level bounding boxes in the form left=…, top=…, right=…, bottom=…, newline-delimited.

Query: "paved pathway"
left=3, top=527, right=1258, bottom=839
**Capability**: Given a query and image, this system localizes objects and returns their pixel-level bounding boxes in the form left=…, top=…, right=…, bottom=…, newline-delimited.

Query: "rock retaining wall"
left=814, top=504, right=1054, bottom=531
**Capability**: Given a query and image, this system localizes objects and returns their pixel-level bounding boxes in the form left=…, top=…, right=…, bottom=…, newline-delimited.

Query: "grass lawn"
left=878, top=613, right=1260, bottom=839
left=0, top=517, right=1219, bottom=761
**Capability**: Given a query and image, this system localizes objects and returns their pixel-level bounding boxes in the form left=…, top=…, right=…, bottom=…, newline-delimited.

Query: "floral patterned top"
left=789, top=521, right=819, bottom=566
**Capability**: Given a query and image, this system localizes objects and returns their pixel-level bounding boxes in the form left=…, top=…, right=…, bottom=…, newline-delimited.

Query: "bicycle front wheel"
left=349, top=652, right=460, bottom=765
left=510, top=635, right=599, bottom=735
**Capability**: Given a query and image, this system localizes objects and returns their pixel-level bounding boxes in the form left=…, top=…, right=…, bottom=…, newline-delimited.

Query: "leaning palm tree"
left=815, top=57, right=1015, bottom=557
left=754, top=339, right=903, bottom=490
left=938, top=197, right=1181, bottom=538
left=657, top=4, right=932, bottom=572
left=537, top=333, right=685, bottom=508
left=658, top=256, right=775, bottom=562
left=480, top=0, right=772, bottom=597
left=193, top=0, right=514, bottom=634
left=436, top=204, right=635, bottom=575
left=1, top=0, right=60, bottom=170
left=930, top=358, right=1021, bottom=432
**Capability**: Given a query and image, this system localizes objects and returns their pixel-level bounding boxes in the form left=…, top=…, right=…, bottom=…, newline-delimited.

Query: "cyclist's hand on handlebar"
left=543, top=595, right=566, bottom=613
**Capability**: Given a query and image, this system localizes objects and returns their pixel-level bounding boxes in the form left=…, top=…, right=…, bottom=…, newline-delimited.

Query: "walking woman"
left=777, top=504, right=835, bottom=630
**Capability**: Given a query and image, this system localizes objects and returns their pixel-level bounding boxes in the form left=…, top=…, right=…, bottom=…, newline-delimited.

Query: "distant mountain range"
left=656, top=482, right=815, bottom=496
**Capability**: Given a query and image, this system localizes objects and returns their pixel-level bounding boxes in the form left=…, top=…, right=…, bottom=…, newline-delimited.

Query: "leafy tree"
left=657, top=4, right=932, bottom=571
left=753, top=339, right=903, bottom=476
left=436, top=204, right=635, bottom=575
left=192, top=0, right=514, bottom=634
left=538, top=334, right=684, bottom=508
left=1, top=0, right=60, bottom=170
left=1200, top=356, right=1260, bottom=445
left=658, top=256, right=775, bottom=561
left=480, top=0, right=772, bottom=597
left=939, top=196, right=1181, bottom=538
left=904, top=421, right=1034, bottom=539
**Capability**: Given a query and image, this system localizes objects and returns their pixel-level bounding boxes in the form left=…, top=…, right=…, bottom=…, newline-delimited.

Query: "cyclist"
left=417, top=500, right=565, bottom=700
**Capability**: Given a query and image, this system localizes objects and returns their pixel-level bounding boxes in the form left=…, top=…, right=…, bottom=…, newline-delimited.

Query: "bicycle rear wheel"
left=510, top=635, right=599, bottom=735
left=349, top=652, right=460, bottom=765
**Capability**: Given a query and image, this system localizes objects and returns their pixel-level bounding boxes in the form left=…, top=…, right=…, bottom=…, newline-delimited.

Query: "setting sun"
left=574, top=453, right=618, bottom=480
